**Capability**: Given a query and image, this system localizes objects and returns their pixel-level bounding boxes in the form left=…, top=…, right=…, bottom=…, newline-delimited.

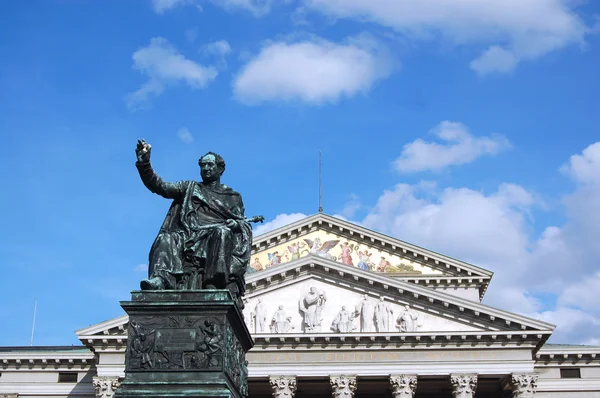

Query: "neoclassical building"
left=1, top=214, right=599, bottom=397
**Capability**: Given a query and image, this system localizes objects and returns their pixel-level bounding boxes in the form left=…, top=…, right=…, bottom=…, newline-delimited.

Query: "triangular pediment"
left=75, top=315, right=128, bottom=346
left=250, top=214, right=493, bottom=283
left=244, top=257, right=554, bottom=342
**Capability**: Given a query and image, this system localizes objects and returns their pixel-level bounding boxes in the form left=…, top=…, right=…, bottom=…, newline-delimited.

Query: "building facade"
left=1, top=214, right=599, bottom=397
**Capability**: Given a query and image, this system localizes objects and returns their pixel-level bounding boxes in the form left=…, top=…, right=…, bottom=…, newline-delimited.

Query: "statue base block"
left=115, top=290, right=253, bottom=398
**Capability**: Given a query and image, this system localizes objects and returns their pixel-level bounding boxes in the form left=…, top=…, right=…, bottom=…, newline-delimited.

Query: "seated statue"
left=135, top=139, right=258, bottom=304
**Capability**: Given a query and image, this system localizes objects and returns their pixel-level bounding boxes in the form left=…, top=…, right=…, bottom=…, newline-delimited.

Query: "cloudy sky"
left=0, top=0, right=599, bottom=346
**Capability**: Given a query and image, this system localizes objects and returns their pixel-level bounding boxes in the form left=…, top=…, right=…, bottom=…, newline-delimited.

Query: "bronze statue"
left=135, top=139, right=262, bottom=304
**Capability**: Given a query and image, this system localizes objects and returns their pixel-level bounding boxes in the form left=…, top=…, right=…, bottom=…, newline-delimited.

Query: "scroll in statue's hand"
left=136, top=139, right=152, bottom=163
left=225, top=219, right=239, bottom=231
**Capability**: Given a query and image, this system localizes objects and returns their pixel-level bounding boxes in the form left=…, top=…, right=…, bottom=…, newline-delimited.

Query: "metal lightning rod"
left=30, top=299, right=37, bottom=346
left=318, top=151, right=323, bottom=213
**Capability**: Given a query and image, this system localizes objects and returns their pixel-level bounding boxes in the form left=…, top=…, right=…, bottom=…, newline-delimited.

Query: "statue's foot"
left=140, top=277, right=164, bottom=290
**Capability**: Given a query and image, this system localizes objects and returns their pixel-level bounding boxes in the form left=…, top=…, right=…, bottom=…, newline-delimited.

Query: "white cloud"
left=203, top=40, right=232, bottom=68
left=470, top=45, right=519, bottom=75
left=302, top=0, right=589, bottom=74
left=177, top=127, right=194, bottom=143
left=204, top=40, right=232, bottom=57
left=134, top=264, right=148, bottom=272
left=211, top=0, right=274, bottom=17
left=233, top=35, right=394, bottom=105
left=339, top=194, right=362, bottom=218
left=561, top=142, right=600, bottom=185
left=253, top=213, right=308, bottom=236
left=393, top=121, right=510, bottom=172
left=152, top=0, right=196, bottom=14
left=360, top=141, right=600, bottom=344
left=126, top=37, right=218, bottom=109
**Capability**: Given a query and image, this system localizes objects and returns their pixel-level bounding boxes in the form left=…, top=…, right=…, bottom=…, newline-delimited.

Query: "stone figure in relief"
left=331, top=306, right=355, bottom=333
left=242, top=298, right=255, bottom=332
left=354, top=294, right=375, bottom=332
left=271, top=305, right=293, bottom=333
left=254, top=298, right=268, bottom=333
left=374, top=297, right=392, bottom=332
left=299, top=286, right=327, bottom=332
left=304, top=237, right=339, bottom=261
left=396, top=305, right=420, bottom=332
left=340, top=242, right=355, bottom=266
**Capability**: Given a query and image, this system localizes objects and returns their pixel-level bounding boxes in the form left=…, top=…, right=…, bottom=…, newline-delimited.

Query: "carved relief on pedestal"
left=271, top=305, right=293, bottom=333
left=126, top=316, right=224, bottom=371
left=269, top=375, right=297, bottom=398
left=390, top=374, right=417, bottom=398
left=255, top=298, right=268, bottom=333
left=396, top=305, right=421, bottom=332
left=450, top=374, right=478, bottom=398
left=331, top=306, right=355, bottom=333
left=330, top=375, right=357, bottom=398
left=299, top=286, right=327, bottom=332
left=0, top=394, right=19, bottom=398
left=92, top=376, right=121, bottom=398
left=354, top=294, right=375, bottom=332
left=510, top=373, right=538, bottom=397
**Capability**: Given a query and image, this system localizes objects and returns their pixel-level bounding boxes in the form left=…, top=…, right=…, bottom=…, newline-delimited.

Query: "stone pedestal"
left=115, top=290, right=253, bottom=398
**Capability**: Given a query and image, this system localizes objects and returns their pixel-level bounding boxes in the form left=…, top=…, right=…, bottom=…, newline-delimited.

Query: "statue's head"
left=198, top=152, right=226, bottom=183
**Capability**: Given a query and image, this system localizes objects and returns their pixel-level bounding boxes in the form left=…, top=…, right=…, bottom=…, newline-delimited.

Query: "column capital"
left=449, top=374, right=478, bottom=398
left=93, top=376, right=121, bottom=398
left=390, top=374, right=417, bottom=397
left=269, top=375, right=297, bottom=398
left=330, top=375, right=357, bottom=398
left=507, top=373, right=538, bottom=397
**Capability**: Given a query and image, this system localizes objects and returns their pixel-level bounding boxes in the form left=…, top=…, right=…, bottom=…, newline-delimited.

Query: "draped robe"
left=137, top=161, right=252, bottom=292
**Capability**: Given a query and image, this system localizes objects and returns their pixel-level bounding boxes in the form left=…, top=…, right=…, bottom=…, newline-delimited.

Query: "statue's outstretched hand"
left=136, top=139, right=152, bottom=163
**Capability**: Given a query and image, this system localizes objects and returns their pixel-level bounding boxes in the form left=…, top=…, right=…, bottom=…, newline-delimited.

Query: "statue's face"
left=200, top=154, right=220, bottom=182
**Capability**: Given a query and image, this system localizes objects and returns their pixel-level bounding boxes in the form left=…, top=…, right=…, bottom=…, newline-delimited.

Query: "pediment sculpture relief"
left=299, top=286, right=327, bottom=332
left=396, top=305, right=421, bottom=332
left=271, top=305, right=293, bottom=333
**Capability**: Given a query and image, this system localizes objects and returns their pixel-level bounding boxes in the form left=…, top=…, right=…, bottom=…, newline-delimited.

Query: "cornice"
left=535, top=347, right=600, bottom=366
left=250, top=330, right=552, bottom=350
left=0, top=349, right=95, bottom=368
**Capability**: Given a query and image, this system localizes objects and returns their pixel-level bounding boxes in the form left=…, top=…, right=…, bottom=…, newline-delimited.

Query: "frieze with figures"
left=249, top=231, right=441, bottom=275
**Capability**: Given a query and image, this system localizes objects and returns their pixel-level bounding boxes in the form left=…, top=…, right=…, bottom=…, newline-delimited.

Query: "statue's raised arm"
left=135, top=141, right=261, bottom=308
left=135, top=139, right=186, bottom=200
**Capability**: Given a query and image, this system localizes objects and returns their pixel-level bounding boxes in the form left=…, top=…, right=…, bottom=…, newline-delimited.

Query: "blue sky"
left=1, top=0, right=599, bottom=346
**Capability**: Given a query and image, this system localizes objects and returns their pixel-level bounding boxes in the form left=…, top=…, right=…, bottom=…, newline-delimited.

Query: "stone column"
left=508, top=373, right=538, bottom=397
left=269, top=375, right=297, bottom=398
left=93, top=376, right=121, bottom=398
left=390, top=374, right=417, bottom=398
left=449, top=374, right=478, bottom=398
left=330, top=375, right=357, bottom=398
